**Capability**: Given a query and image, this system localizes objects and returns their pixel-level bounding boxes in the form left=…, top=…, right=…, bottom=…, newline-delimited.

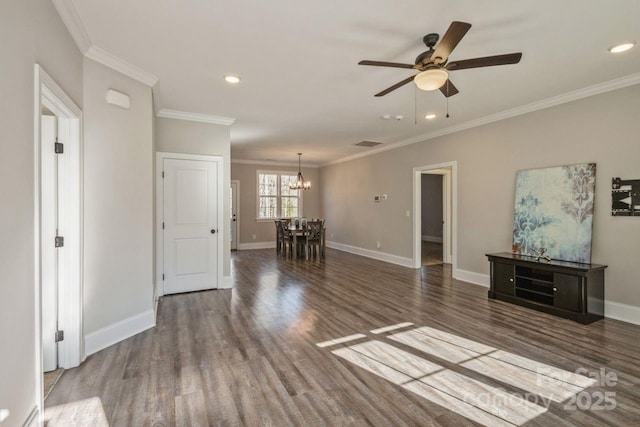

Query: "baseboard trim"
left=23, top=405, right=38, bottom=426
left=155, top=281, right=163, bottom=298
left=453, top=269, right=640, bottom=325
left=605, top=301, right=640, bottom=326
left=153, top=284, right=159, bottom=317
left=454, top=269, right=490, bottom=287
left=84, top=309, right=156, bottom=356
left=326, top=241, right=414, bottom=268
left=238, top=241, right=276, bottom=250
left=220, top=275, right=233, bottom=289
left=421, top=235, right=443, bottom=243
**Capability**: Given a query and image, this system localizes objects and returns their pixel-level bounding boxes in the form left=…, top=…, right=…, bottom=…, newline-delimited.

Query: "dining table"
left=287, top=223, right=326, bottom=258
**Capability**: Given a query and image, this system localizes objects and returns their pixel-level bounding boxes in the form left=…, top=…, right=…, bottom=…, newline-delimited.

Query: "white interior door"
left=163, top=158, right=219, bottom=294
left=230, top=181, right=238, bottom=250
left=41, top=114, right=58, bottom=372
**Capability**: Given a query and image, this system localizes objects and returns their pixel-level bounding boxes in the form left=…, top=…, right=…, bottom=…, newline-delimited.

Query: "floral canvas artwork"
left=512, top=163, right=596, bottom=264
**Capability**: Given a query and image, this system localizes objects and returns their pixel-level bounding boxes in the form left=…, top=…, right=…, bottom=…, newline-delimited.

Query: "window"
left=257, top=171, right=301, bottom=219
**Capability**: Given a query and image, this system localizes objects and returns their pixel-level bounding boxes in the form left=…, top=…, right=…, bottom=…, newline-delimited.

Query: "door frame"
left=34, top=65, right=84, bottom=415
left=155, top=152, right=224, bottom=298
left=230, top=180, right=240, bottom=250
left=412, top=161, right=457, bottom=269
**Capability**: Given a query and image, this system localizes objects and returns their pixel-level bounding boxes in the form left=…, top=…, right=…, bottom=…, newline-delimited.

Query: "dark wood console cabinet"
left=486, top=253, right=606, bottom=324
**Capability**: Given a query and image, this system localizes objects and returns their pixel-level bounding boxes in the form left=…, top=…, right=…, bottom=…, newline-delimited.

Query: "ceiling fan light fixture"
left=608, top=42, right=636, bottom=53
left=414, top=68, right=449, bottom=91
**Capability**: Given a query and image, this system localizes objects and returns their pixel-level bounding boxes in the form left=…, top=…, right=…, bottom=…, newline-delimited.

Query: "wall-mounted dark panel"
left=612, top=177, right=640, bottom=216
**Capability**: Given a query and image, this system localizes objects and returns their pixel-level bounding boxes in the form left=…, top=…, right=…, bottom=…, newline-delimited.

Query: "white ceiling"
left=69, top=0, right=640, bottom=165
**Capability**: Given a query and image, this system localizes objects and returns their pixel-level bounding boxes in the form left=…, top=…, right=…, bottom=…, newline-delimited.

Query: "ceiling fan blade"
left=431, top=21, right=472, bottom=64
left=359, top=60, right=416, bottom=69
left=439, top=79, right=459, bottom=97
left=374, top=75, right=416, bottom=97
left=446, top=53, right=523, bottom=71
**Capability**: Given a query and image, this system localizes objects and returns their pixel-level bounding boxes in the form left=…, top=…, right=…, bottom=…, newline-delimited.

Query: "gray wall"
left=83, top=58, right=155, bottom=334
left=0, top=1, right=83, bottom=424
left=421, top=174, right=443, bottom=240
left=231, top=163, right=321, bottom=244
left=156, top=117, right=232, bottom=276
left=321, top=84, right=640, bottom=308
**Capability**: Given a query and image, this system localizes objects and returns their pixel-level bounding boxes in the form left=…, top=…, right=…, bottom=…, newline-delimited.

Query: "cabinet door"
left=493, top=262, right=515, bottom=295
left=554, top=273, right=581, bottom=312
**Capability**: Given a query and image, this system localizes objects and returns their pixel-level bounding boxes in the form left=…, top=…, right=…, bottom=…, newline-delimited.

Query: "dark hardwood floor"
left=422, top=241, right=444, bottom=266
left=45, top=249, right=640, bottom=426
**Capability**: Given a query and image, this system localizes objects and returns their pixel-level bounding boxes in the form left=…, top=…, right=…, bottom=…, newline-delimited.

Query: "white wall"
left=321, top=84, right=640, bottom=312
left=83, top=58, right=154, bottom=336
left=0, top=1, right=83, bottom=425
left=156, top=117, right=232, bottom=276
left=231, top=162, right=321, bottom=245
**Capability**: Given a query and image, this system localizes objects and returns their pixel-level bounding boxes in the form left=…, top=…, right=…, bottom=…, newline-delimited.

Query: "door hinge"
left=55, top=330, right=64, bottom=342
left=55, top=236, right=64, bottom=248
left=162, top=274, right=165, bottom=281
left=162, top=222, right=165, bottom=230
left=54, top=139, right=64, bottom=154
left=162, top=171, right=165, bottom=178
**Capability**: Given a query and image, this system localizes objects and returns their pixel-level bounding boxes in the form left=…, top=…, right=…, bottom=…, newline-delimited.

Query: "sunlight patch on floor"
left=316, top=333, right=367, bottom=348
left=370, top=322, right=414, bottom=334
left=44, top=397, right=108, bottom=427
left=319, top=323, right=597, bottom=426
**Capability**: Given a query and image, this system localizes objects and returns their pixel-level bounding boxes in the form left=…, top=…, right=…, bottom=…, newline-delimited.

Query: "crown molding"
left=85, top=46, right=159, bottom=87
left=152, top=85, right=162, bottom=115
left=52, top=0, right=93, bottom=54
left=231, top=159, right=319, bottom=168
left=157, top=109, right=236, bottom=126
left=324, top=72, right=640, bottom=167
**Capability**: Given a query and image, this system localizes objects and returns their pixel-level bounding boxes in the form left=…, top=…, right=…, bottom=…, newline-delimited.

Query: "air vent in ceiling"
left=355, top=140, right=383, bottom=147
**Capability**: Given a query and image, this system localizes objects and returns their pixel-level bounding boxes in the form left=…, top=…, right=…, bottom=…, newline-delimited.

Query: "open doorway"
left=35, top=65, right=83, bottom=410
left=413, top=162, right=456, bottom=270
left=421, top=173, right=444, bottom=266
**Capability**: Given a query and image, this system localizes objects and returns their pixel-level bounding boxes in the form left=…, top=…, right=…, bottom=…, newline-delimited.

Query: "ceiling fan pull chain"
left=414, top=85, right=418, bottom=125
left=446, top=80, right=450, bottom=118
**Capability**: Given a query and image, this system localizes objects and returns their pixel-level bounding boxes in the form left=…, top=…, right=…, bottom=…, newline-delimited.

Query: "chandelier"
left=290, top=153, right=311, bottom=190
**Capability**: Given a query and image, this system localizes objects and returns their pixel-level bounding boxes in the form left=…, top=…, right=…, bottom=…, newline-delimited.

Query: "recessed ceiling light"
left=608, top=42, right=636, bottom=53
left=425, top=114, right=437, bottom=120
left=224, top=75, right=241, bottom=84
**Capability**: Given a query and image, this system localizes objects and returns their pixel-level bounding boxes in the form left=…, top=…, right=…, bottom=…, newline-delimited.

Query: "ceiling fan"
left=359, top=21, right=522, bottom=97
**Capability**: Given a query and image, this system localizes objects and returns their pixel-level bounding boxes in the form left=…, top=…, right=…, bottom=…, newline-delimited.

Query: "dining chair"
left=304, top=220, right=324, bottom=260
left=275, top=220, right=284, bottom=255
left=279, top=220, right=295, bottom=258
left=320, top=219, right=326, bottom=257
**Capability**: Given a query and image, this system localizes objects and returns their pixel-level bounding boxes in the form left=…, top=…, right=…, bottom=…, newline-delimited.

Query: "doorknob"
left=211, top=229, right=216, bottom=234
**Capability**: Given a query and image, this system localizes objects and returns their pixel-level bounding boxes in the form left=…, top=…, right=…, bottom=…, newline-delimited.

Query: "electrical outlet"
left=406, top=210, right=410, bottom=217
left=331, top=233, right=334, bottom=239
left=252, top=234, right=256, bottom=240
left=376, top=241, right=381, bottom=249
